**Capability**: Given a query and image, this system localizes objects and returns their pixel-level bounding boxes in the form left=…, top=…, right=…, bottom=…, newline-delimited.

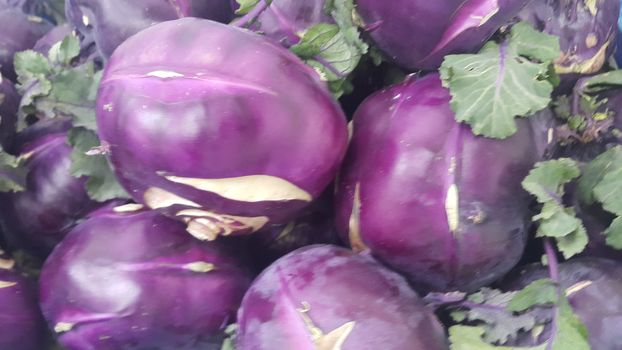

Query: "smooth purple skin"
left=237, top=245, right=449, bottom=350
left=0, top=268, right=46, bottom=350
left=40, top=209, right=252, bottom=350
left=249, top=0, right=333, bottom=47
left=0, top=7, right=52, bottom=80
left=505, top=258, right=622, bottom=350
left=249, top=192, right=340, bottom=267
left=0, top=76, right=18, bottom=150
left=65, top=0, right=234, bottom=59
left=0, top=121, right=99, bottom=255
left=32, top=23, right=73, bottom=55
left=355, top=0, right=530, bottom=71
left=519, top=0, right=620, bottom=78
left=336, top=73, right=544, bottom=293
left=96, top=18, right=348, bottom=236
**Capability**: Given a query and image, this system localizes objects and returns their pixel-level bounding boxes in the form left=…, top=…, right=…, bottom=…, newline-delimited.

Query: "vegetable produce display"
left=2, top=0, right=622, bottom=349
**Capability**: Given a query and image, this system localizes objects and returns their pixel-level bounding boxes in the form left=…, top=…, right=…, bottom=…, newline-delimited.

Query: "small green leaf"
left=537, top=209, right=582, bottom=238
left=578, top=146, right=622, bottom=205
left=507, top=279, right=557, bottom=312
left=522, top=159, right=580, bottom=204
left=593, top=167, right=622, bottom=216
left=509, top=22, right=561, bottom=62
left=67, top=128, right=130, bottom=202
left=290, top=24, right=340, bottom=58
left=49, top=35, right=81, bottom=65
left=449, top=326, right=544, bottom=350
left=556, top=225, right=589, bottom=259
left=14, top=50, right=51, bottom=77
left=551, top=299, right=590, bottom=350
left=290, top=0, right=367, bottom=98
left=0, top=149, right=27, bottom=192
left=234, top=0, right=261, bottom=14
left=582, top=70, right=622, bottom=94
left=604, top=217, right=622, bottom=249
left=522, top=159, right=587, bottom=257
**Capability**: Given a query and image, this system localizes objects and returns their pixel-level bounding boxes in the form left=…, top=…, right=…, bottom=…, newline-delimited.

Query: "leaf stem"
left=231, top=0, right=270, bottom=28
left=544, top=238, right=561, bottom=350
left=314, top=55, right=347, bottom=79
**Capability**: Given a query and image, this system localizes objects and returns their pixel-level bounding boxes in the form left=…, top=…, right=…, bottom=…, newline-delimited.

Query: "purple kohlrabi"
left=354, top=0, right=530, bottom=70
left=0, top=7, right=52, bottom=80
left=96, top=18, right=348, bottom=241
left=65, top=0, right=234, bottom=58
left=237, top=244, right=449, bottom=350
left=0, top=256, right=46, bottom=350
left=39, top=207, right=252, bottom=350
left=0, top=75, right=19, bottom=149
left=505, top=258, right=622, bottom=350
left=0, top=119, right=102, bottom=255
left=335, top=73, right=547, bottom=293
left=518, top=0, right=620, bottom=80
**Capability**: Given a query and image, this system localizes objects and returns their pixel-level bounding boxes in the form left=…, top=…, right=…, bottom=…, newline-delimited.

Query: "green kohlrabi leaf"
left=49, top=35, right=81, bottom=65
left=440, top=22, right=561, bottom=139
left=462, top=289, right=537, bottom=344
left=577, top=146, right=622, bottom=205
left=449, top=326, right=545, bottom=350
left=550, top=299, right=590, bottom=350
left=578, top=146, right=622, bottom=250
left=67, top=128, right=129, bottom=202
left=0, top=148, right=27, bottom=192
left=604, top=216, right=622, bottom=249
left=507, top=279, right=557, bottom=313
left=522, top=159, right=588, bottom=258
left=234, top=0, right=262, bottom=14
left=582, top=70, right=622, bottom=94
left=291, top=0, right=367, bottom=98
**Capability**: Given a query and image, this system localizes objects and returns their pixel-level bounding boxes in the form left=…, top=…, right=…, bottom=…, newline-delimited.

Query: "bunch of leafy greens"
left=12, top=35, right=128, bottom=201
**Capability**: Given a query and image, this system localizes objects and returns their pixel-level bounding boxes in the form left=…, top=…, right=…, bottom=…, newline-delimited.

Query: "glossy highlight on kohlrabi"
left=518, top=0, right=620, bottom=79
left=335, top=73, right=545, bottom=292
left=0, top=119, right=100, bottom=256
left=505, top=258, right=622, bottom=350
left=64, top=0, right=234, bottom=59
left=96, top=18, right=348, bottom=241
left=236, top=244, right=449, bottom=350
left=354, top=0, right=530, bottom=70
left=39, top=208, right=252, bottom=350
left=0, top=6, right=52, bottom=80
left=0, top=257, right=46, bottom=350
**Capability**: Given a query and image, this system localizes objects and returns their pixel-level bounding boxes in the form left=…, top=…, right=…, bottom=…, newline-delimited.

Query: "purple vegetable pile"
left=1, top=0, right=622, bottom=349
